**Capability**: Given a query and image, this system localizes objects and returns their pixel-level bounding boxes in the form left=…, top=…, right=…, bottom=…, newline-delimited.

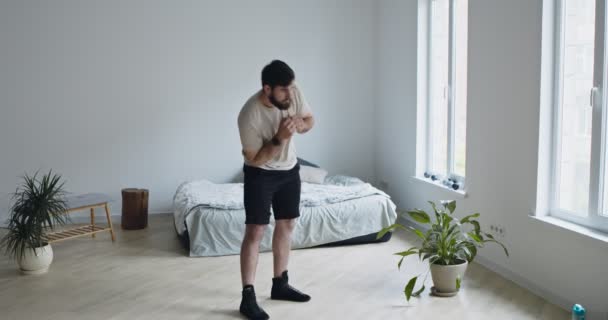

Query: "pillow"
left=324, top=175, right=364, bottom=186
left=299, top=165, right=328, bottom=184
left=297, top=157, right=321, bottom=169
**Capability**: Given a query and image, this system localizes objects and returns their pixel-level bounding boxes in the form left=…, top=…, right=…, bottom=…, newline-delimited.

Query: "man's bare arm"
left=243, top=117, right=296, bottom=167
left=243, top=138, right=285, bottom=167
left=296, top=115, right=314, bottom=134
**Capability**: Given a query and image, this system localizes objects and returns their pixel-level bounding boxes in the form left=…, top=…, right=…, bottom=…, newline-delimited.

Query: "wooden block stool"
left=121, top=188, right=149, bottom=230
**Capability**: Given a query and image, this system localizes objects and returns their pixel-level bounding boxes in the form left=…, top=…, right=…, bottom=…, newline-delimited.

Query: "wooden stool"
left=121, top=188, right=149, bottom=230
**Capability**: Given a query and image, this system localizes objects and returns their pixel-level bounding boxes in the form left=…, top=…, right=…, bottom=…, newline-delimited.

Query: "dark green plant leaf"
left=460, top=213, right=480, bottom=224
left=397, top=256, right=405, bottom=270
left=467, top=232, right=482, bottom=243
left=446, top=224, right=460, bottom=238
left=428, top=201, right=442, bottom=221
left=404, top=276, right=418, bottom=302
left=484, top=238, right=510, bottom=257
left=442, top=200, right=456, bottom=214
left=466, top=243, right=477, bottom=262
left=442, top=214, right=454, bottom=229
left=408, top=209, right=431, bottom=224
left=413, top=229, right=426, bottom=240
left=469, top=220, right=481, bottom=233
left=412, top=285, right=426, bottom=297
left=428, top=201, right=439, bottom=213
left=394, top=248, right=418, bottom=257
left=376, top=223, right=407, bottom=240
left=456, top=276, right=462, bottom=290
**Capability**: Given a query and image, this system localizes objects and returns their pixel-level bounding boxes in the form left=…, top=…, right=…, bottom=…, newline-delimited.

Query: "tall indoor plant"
left=377, top=200, right=509, bottom=300
left=0, top=171, right=69, bottom=274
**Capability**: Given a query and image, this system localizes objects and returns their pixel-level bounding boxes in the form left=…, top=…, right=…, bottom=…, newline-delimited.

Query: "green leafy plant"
left=0, top=171, right=70, bottom=260
left=377, top=200, right=509, bottom=301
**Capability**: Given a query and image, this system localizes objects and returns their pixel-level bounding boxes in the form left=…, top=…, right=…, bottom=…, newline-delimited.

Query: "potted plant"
left=0, top=171, right=69, bottom=275
left=377, top=200, right=508, bottom=301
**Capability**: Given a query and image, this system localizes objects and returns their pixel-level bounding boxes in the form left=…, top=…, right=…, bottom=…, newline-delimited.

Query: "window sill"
left=530, top=215, right=608, bottom=244
left=411, top=176, right=467, bottom=198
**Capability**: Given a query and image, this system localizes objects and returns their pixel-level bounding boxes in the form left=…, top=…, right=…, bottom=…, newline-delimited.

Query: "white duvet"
left=173, top=176, right=397, bottom=257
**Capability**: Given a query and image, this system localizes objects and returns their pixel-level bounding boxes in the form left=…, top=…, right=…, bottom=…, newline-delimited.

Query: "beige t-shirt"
left=238, top=84, right=312, bottom=171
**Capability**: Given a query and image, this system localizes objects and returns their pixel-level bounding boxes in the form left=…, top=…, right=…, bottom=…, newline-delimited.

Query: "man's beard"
left=269, top=93, right=290, bottom=110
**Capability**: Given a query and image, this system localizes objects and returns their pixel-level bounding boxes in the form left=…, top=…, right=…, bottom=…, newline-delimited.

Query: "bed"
left=173, top=165, right=398, bottom=257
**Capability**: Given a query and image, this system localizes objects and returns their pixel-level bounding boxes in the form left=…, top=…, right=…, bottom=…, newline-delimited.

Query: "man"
left=237, top=60, right=314, bottom=320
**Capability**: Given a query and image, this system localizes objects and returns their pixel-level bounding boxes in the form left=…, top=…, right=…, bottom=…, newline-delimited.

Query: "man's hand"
left=292, top=117, right=305, bottom=133
left=292, top=116, right=314, bottom=134
left=276, top=117, right=297, bottom=141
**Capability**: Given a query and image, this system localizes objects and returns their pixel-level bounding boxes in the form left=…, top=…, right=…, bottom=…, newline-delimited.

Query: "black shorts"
left=243, top=163, right=301, bottom=225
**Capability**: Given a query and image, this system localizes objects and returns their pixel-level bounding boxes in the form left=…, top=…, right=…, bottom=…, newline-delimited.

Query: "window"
left=545, top=0, right=608, bottom=231
left=418, top=0, right=468, bottom=191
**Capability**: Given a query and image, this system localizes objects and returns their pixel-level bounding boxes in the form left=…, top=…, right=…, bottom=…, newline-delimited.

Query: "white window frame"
left=546, top=0, right=608, bottom=232
left=419, top=0, right=467, bottom=191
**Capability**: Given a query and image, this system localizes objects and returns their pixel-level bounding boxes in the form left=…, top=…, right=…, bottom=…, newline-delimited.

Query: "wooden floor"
left=0, top=214, right=568, bottom=320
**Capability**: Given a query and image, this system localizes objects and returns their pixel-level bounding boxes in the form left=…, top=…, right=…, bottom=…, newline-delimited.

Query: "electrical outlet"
left=489, top=224, right=506, bottom=238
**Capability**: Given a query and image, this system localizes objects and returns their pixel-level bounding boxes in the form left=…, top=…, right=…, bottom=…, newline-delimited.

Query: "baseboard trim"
left=0, top=212, right=172, bottom=228
left=67, top=212, right=171, bottom=225
left=473, top=255, right=568, bottom=310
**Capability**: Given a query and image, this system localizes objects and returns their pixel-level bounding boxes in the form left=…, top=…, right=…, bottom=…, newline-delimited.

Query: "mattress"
left=173, top=176, right=398, bottom=257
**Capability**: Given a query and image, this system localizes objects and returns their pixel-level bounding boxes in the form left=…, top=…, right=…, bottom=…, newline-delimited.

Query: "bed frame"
left=175, top=221, right=392, bottom=253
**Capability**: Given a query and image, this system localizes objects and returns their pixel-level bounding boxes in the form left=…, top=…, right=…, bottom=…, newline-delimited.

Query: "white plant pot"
left=430, top=259, right=468, bottom=294
left=17, top=243, right=53, bottom=275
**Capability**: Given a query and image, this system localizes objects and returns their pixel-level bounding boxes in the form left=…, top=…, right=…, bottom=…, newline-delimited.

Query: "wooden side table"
left=121, top=188, right=149, bottom=230
left=47, top=193, right=116, bottom=243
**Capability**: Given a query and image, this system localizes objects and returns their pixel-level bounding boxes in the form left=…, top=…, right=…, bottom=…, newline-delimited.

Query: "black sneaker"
left=239, top=285, right=270, bottom=320
left=270, top=271, right=311, bottom=302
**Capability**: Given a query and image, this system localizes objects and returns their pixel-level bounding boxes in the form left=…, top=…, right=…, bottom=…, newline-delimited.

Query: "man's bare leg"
left=272, top=219, right=296, bottom=277
left=241, top=224, right=266, bottom=285
left=271, top=218, right=310, bottom=302
left=240, top=224, right=269, bottom=320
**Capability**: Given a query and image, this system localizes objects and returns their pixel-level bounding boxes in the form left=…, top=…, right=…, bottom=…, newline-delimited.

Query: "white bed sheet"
left=182, top=194, right=396, bottom=257
left=172, top=176, right=398, bottom=257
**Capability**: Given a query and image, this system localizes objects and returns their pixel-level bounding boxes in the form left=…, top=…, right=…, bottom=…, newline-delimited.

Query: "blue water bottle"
left=572, top=304, right=586, bottom=320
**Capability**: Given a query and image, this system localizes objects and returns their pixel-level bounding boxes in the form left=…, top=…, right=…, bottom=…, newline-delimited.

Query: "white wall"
left=376, top=0, right=608, bottom=318
left=375, top=0, right=418, bottom=198
left=0, top=0, right=377, bottom=220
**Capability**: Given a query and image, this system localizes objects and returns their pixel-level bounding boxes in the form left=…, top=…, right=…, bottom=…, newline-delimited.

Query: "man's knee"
left=275, top=219, right=297, bottom=234
left=244, top=225, right=267, bottom=243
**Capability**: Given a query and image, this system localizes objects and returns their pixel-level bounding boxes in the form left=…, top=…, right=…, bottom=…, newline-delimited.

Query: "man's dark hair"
left=261, top=60, right=295, bottom=88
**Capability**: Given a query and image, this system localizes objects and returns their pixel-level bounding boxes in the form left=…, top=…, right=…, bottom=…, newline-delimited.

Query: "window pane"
left=429, top=0, right=450, bottom=175
left=556, top=0, right=595, bottom=215
left=453, top=0, right=468, bottom=177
